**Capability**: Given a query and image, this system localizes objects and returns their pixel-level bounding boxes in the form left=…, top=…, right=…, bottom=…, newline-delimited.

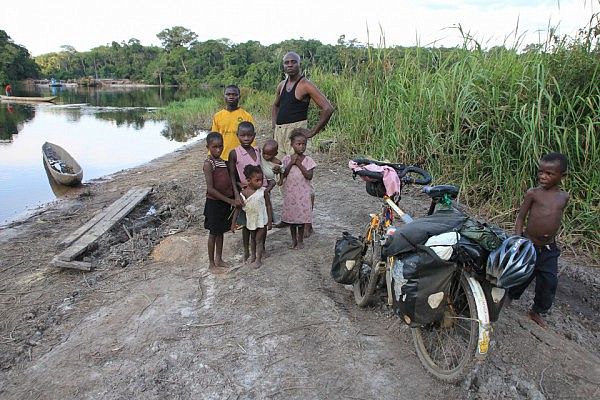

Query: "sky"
left=3, top=0, right=597, bottom=55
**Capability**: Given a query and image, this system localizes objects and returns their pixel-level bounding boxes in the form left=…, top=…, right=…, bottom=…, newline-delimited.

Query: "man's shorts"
left=274, top=120, right=308, bottom=156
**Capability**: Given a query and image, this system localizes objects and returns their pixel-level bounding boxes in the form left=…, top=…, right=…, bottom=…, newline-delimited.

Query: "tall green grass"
left=314, top=42, right=599, bottom=254
left=155, top=88, right=273, bottom=132
left=155, top=97, right=219, bottom=129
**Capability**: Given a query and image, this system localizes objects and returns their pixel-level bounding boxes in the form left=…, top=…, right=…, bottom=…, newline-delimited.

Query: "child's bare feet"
left=208, top=264, right=228, bottom=274
left=296, top=241, right=304, bottom=249
left=303, top=223, right=313, bottom=238
left=215, top=259, right=231, bottom=268
left=249, top=260, right=262, bottom=269
left=528, top=310, right=547, bottom=328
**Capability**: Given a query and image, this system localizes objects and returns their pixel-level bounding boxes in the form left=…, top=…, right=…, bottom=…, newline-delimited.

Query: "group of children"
left=203, top=122, right=316, bottom=272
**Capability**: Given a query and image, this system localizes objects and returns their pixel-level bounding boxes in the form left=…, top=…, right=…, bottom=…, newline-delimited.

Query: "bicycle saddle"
left=422, top=185, right=459, bottom=199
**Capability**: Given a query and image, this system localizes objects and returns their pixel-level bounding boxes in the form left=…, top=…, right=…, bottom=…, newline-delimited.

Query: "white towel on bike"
left=425, top=232, right=460, bottom=260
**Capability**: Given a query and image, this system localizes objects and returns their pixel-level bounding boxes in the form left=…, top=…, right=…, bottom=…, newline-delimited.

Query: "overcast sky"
left=4, top=0, right=597, bottom=55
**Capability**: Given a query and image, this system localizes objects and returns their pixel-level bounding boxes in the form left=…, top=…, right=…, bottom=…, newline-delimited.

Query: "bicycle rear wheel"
left=353, top=233, right=382, bottom=307
left=411, top=271, right=479, bottom=382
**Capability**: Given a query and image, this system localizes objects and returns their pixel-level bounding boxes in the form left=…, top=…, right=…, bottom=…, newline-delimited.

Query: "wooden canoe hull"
left=0, top=95, right=57, bottom=102
left=42, top=142, right=83, bottom=186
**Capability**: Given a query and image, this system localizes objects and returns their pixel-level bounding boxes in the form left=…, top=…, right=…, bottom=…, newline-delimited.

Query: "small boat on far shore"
left=42, top=142, right=83, bottom=186
left=0, top=95, right=57, bottom=103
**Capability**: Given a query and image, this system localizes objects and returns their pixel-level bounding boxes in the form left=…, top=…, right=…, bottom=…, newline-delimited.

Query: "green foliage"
left=157, top=26, right=198, bottom=52
left=0, top=30, right=39, bottom=83
left=31, top=29, right=369, bottom=89
left=318, top=22, right=600, bottom=252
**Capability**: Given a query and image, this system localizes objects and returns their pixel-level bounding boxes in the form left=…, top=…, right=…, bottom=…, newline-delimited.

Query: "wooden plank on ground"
left=59, top=188, right=141, bottom=247
left=55, top=186, right=152, bottom=265
left=51, top=257, right=92, bottom=271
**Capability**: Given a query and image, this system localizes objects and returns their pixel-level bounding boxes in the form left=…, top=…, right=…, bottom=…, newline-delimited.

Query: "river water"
left=0, top=85, right=206, bottom=224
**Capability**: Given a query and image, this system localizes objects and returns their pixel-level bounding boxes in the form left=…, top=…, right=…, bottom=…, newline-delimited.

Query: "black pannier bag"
left=383, top=211, right=467, bottom=257
left=331, top=232, right=364, bottom=284
left=456, top=235, right=489, bottom=275
left=391, top=245, right=457, bottom=326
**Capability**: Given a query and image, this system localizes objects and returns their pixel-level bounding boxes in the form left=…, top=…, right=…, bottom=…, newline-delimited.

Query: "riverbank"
left=0, top=139, right=598, bottom=399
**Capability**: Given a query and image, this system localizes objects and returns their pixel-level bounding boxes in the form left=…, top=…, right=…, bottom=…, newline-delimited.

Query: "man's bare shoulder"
left=298, top=77, right=318, bottom=89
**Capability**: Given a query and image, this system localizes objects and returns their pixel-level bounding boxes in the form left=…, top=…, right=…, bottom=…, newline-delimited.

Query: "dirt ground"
left=0, top=139, right=598, bottom=400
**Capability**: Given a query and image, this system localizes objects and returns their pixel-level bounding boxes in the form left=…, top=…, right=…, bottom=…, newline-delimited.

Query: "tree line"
left=28, top=26, right=369, bottom=90
left=0, top=30, right=40, bottom=84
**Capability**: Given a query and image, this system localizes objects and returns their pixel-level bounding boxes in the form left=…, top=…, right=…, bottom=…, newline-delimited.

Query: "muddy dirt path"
left=0, top=141, right=598, bottom=399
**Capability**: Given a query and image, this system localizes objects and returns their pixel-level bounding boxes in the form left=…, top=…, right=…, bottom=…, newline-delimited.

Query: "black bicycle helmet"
left=486, top=236, right=536, bottom=288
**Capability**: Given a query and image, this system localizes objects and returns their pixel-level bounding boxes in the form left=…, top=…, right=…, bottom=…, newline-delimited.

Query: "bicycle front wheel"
left=411, top=271, right=479, bottom=382
left=352, top=234, right=382, bottom=307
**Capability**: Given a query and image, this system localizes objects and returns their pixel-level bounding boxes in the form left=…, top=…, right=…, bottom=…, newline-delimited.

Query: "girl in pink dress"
left=281, top=130, right=317, bottom=249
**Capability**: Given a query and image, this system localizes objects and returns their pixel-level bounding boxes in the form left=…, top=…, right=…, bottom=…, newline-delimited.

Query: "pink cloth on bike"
left=348, top=160, right=400, bottom=196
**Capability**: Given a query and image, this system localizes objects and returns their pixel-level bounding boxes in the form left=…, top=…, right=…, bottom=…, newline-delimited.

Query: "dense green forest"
left=0, top=30, right=39, bottom=84
left=32, top=26, right=365, bottom=89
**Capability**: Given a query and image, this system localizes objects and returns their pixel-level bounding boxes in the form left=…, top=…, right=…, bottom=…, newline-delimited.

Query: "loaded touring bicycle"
left=331, top=158, right=536, bottom=381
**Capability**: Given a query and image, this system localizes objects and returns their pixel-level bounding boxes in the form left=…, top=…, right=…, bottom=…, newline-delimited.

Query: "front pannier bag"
left=331, top=232, right=364, bottom=284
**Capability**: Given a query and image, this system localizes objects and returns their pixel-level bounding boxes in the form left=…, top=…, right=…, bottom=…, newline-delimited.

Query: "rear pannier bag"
left=392, top=245, right=457, bottom=326
left=331, top=232, right=364, bottom=284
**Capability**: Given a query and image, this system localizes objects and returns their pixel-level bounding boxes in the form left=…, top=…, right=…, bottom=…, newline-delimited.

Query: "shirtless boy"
left=508, top=152, right=570, bottom=328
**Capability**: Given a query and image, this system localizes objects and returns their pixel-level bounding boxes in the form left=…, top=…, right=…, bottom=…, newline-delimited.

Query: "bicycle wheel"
left=353, top=232, right=382, bottom=307
left=411, top=271, right=479, bottom=382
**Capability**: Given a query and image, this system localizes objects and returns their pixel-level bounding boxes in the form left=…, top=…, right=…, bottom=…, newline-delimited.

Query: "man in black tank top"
left=272, top=52, right=334, bottom=156
left=272, top=52, right=334, bottom=236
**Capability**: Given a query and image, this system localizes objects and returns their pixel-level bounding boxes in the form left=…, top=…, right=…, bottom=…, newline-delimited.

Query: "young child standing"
left=202, top=132, right=241, bottom=273
left=281, top=130, right=316, bottom=249
left=231, top=165, right=272, bottom=268
left=228, top=122, right=267, bottom=261
left=508, top=152, right=570, bottom=328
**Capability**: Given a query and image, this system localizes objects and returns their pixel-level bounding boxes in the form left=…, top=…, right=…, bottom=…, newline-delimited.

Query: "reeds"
left=315, top=41, right=599, bottom=253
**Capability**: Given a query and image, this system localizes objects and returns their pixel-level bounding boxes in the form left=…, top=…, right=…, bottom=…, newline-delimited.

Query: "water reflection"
left=160, top=123, right=201, bottom=143
left=0, top=104, right=35, bottom=141
left=0, top=85, right=207, bottom=224
left=43, top=161, right=73, bottom=197
left=3, top=85, right=219, bottom=138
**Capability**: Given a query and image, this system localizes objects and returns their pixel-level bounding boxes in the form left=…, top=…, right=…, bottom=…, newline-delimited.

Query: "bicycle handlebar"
left=351, top=158, right=432, bottom=186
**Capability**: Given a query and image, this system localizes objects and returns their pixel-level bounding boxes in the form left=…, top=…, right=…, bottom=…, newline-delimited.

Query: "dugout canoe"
left=42, top=142, right=83, bottom=186
left=0, top=95, right=57, bottom=102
